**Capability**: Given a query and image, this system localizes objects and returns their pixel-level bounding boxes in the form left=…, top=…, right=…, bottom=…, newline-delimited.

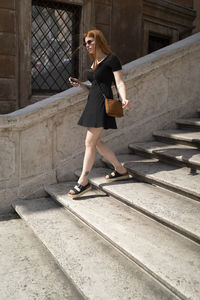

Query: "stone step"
left=101, top=154, right=200, bottom=201
left=45, top=182, right=200, bottom=300
left=153, top=129, right=200, bottom=148
left=129, top=141, right=200, bottom=170
left=112, top=154, right=200, bottom=201
left=12, top=198, right=176, bottom=300
left=74, top=167, right=200, bottom=244
left=176, top=118, right=200, bottom=129
left=129, top=141, right=167, bottom=158
left=0, top=217, right=83, bottom=300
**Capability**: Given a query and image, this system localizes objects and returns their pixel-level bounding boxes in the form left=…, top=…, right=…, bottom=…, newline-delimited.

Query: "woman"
left=68, top=29, right=130, bottom=199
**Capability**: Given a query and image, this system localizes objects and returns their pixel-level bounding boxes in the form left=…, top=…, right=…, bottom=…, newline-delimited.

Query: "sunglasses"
left=83, top=39, right=94, bottom=47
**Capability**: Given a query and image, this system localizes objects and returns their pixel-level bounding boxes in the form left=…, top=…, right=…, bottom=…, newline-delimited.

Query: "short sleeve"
left=109, top=54, right=122, bottom=72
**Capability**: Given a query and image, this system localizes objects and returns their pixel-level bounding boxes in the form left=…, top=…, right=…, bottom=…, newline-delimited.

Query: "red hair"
left=83, top=29, right=112, bottom=71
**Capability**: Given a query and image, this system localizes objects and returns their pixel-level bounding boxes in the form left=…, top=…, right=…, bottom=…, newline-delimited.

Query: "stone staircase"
left=12, top=109, right=200, bottom=300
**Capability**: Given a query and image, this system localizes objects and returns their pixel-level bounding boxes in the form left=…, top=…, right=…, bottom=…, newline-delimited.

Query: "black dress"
left=78, top=54, right=122, bottom=130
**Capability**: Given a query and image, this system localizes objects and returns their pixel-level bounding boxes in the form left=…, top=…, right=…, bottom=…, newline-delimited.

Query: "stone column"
left=193, top=0, right=200, bottom=33
left=16, top=0, right=32, bottom=109
left=0, top=0, right=17, bottom=113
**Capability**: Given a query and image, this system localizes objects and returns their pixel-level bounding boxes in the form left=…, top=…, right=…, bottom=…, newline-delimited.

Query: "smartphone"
left=69, top=77, right=77, bottom=83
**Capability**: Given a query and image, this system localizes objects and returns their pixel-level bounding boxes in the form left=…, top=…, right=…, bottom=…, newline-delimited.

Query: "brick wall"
left=0, top=0, right=17, bottom=114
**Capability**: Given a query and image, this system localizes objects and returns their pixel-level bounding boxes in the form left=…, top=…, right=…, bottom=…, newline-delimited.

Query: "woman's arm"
left=113, top=70, right=130, bottom=109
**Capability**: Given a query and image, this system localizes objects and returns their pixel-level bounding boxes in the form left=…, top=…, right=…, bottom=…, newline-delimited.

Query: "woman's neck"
left=96, top=50, right=107, bottom=61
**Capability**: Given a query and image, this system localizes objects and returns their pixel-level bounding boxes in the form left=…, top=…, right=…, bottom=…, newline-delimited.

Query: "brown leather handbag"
left=97, top=80, right=124, bottom=118
left=104, top=96, right=124, bottom=118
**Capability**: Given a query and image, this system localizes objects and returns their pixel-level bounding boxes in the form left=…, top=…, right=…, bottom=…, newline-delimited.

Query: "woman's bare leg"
left=69, top=127, right=103, bottom=195
left=96, top=138, right=127, bottom=177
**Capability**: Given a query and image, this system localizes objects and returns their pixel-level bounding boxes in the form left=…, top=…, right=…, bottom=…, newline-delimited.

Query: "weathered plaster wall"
left=0, top=32, right=200, bottom=214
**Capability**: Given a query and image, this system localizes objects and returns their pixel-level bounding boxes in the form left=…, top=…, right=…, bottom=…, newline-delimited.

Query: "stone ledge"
left=144, top=0, right=196, bottom=16
left=0, top=87, right=87, bottom=130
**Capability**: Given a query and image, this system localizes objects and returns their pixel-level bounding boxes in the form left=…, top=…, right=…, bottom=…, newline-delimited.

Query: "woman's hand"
left=69, top=77, right=80, bottom=87
left=69, top=77, right=91, bottom=92
left=122, top=99, right=130, bottom=110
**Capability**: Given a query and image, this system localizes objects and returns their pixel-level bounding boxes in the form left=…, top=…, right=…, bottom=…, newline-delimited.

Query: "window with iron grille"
left=32, top=0, right=81, bottom=93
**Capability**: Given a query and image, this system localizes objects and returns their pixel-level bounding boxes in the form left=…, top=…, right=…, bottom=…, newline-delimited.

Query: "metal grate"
left=32, top=0, right=81, bottom=93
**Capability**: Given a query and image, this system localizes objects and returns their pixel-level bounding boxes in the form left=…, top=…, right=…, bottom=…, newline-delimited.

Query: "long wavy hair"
left=83, top=29, right=112, bottom=71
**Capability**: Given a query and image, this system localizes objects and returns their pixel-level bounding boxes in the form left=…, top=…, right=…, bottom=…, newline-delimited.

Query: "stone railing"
left=1, top=32, right=200, bottom=214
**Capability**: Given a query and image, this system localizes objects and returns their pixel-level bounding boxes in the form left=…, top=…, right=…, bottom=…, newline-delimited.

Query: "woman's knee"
left=85, top=128, right=103, bottom=148
left=85, top=137, right=97, bottom=148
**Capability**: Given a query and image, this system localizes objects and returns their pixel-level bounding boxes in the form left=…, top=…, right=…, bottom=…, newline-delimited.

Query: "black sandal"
left=105, top=170, right=130, bottom=182
left=68, top=183, right=91, bottom=199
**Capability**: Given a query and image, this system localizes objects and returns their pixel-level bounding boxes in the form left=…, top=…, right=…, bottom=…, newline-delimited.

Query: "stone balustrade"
left=1, top=32, right=200, bottom=214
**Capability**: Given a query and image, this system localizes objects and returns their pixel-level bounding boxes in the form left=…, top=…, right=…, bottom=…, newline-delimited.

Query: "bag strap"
left=95, top=79, right=121, bottom=101
left=113, top=80, right=120, bottom=100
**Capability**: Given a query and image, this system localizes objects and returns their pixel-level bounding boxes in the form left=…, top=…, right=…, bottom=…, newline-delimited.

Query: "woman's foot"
left=105, top=167, right=129, bottom=183
left=68, top=182, right=91, bottom=199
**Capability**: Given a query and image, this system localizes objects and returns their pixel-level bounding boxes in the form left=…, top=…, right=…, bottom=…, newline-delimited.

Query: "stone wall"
left=0, top=0, right=17, bottom=114
left=194, top=0, right=200, bottom=33
left=0, top=32, right=200, bottom=215
left=171, top=0, right=193, bottom=8
left=111, top=0, right=143, bottom=64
